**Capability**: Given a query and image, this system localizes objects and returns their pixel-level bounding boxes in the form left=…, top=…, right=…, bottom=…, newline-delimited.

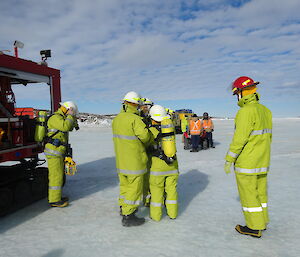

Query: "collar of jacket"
left=55, top=108, right=67, bottom=117
left=121, top=103, right=139, bottom=115
left=238, top=93, right=260, bottom=108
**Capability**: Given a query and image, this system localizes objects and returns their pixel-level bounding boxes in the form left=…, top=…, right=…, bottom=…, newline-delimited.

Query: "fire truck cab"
left=0, top=52, right=61, bottom=216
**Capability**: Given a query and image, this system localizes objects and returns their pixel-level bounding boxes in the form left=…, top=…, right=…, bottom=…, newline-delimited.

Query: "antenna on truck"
left=13, top=40, right=24, bottom=58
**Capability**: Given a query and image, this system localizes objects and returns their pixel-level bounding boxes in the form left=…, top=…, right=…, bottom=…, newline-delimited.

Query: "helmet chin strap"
left=237, top=91, right=243, bottom=101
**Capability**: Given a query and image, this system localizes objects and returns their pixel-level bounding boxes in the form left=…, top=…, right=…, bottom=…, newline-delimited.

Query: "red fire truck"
left=0, top=49, right=61, bottom=216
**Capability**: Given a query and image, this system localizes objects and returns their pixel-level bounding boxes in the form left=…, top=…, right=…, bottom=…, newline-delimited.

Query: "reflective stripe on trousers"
left=49, top=186, right=62, bottom=190
left=117, top=168, right=146, bottom=175
left=243, top=203, right=267, bottom=211
left=235, top=167, right=269, bottom=174
left=243, top=206, right=263, bottom=212
left=113, top=134, right=138, bottom=140
left=250, top=129, right=272, bottom=136
left=124, top=199, right=141, bottom=205
left=150, top=170, right=178, bottom=176
left=151, top=202, right=162, bottom=207
left=165, top=200, right=177, bottom=204
left=44, top=147, right=64, bottom=157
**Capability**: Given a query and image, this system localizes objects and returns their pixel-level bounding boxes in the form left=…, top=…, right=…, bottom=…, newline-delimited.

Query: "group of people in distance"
left=181, top=112, right=215, bottom=152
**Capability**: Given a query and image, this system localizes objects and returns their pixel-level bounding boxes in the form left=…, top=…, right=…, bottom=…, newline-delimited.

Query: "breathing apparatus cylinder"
left=161, top=117, right=176, bottom=158
left=34, top=110, right=48, bottom=142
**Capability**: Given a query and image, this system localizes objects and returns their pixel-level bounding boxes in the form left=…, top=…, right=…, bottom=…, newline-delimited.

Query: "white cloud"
left=0, top=0, right=300, bottom=116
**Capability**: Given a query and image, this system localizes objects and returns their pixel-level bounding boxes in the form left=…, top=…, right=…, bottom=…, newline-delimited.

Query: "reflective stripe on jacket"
left=202, top=119, right=214, bottom=130
left=112, top=103, right=153, bottom=175
left=189, top=120, right=202, bottom=135
left=225, top=93, right=272, bottom=175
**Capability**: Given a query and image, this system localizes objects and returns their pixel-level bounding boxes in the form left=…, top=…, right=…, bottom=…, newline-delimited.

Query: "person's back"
left=233, top=93, right=272, bottom=171
left=189, top=115, right=202, bottom=152
left=113, top=105, right=150, bottom=172
left=148, top=105, right=179, bottom=221
left=201, top=112, right=215, bottom=148
left=112, top=91, right=152, bottom=227
left=224, top=76, right=272, bottom=238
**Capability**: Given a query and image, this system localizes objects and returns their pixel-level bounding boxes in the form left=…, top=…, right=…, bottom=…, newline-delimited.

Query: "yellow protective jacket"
left=181, top=117, right=188, bottom=133
left=112, top=104, right=153, bottom=175
left=44, top=109, right=76, bottom=158
left=225, top=93, right=272, bottom=175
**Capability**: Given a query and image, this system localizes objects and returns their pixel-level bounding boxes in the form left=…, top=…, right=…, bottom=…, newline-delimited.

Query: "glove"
left=224, top=161, right=232, bottom=174
left=149, top=127, right=160, bottom=139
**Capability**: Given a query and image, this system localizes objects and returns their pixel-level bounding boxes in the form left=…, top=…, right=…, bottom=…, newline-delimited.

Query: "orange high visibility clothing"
left=202, top=119, right=214, bottom=130
left=189, top=120, right=202, bottom=135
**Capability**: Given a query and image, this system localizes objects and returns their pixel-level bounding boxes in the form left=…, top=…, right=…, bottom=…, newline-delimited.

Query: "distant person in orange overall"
left=189, top=114, right=202, bottom=152
left=202, top=112, right=215, bottom=148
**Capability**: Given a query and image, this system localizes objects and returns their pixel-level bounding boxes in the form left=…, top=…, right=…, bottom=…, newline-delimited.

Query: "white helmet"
left=60, top=101, right=79, bottom=116
left=122, top=91, right=141, bottom=104
left=141, top=97, right=154, bottom=106
left=149, top=105, right=169, bottom=122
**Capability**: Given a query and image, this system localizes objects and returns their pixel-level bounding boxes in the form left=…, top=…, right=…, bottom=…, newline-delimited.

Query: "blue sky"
left=1, top=0, right=299, bottom=117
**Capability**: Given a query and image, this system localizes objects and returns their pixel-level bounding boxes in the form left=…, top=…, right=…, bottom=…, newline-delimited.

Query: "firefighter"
left=224, top=76, right=272, bottom=238
left=44, top=101, right=79, bottom=207
left=112, top=91, right=153, bottom=227
left=140, top=97, right=154, bottom=207
left=181, top=115, right=190, bottom=150
left=165, top=108, right=175, bottom=120
left=148, top=105, right=179, bottom=221
left=201, top=112, right=215, bottom=148
left=189, top=114, right=202, bottom=152
left=140, top=97, right=154, bottom=126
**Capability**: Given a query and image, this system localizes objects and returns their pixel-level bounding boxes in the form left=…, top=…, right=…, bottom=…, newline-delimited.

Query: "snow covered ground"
left=1, top=119, right=300, bottom=257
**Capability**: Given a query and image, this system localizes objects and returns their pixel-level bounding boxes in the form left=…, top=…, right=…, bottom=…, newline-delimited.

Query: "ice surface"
left=1, top=119, right=300, bottom=257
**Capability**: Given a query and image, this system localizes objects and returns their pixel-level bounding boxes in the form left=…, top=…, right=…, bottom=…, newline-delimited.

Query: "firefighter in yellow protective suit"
left=225, top=76, right=272, bottom=238
left=44, top=101, right=79, bottom=207
left=148, top=105, right=179, bottom=221
left=112, top=91, right=153, bottom=227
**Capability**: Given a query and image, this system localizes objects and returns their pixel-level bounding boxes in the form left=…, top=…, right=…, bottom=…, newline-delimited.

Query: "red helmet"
left=231, top=76, right=259, bottom=95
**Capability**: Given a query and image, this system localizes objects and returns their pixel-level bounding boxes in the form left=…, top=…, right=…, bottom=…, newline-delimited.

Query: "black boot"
left=235, top=225, right=262, bottom=238
left=122, top=212, right=145, bottom=227
left=49, top=198, right=69, bottom=208
left=62, top=196, right=69, bottom=202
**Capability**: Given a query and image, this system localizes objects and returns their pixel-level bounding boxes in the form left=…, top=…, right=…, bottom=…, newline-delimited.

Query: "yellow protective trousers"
left=143, top=170, right=151, bottom=205
left=46, top=156, right=64, bottom=203
left=150, top=174, right=178, bottom=221
left=236, top=173, right=269, bottom=230
left=118, top=174, right=144, bottom=216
